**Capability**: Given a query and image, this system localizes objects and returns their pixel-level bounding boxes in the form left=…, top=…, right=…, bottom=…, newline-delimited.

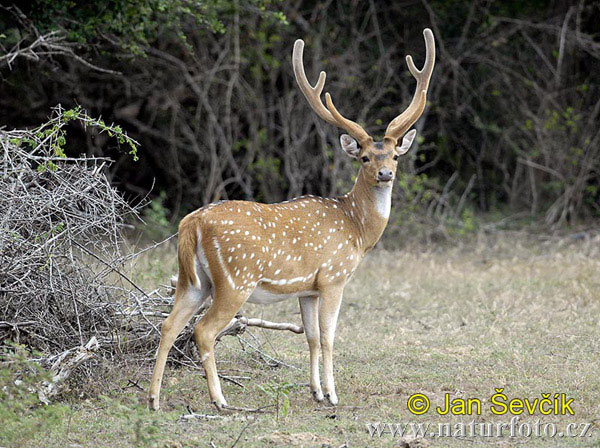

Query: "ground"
left=2, top=233, right=600, bottom=447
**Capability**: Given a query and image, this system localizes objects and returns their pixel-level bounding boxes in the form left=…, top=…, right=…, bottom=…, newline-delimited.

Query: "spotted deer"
left=149, top=29, right=435, bottom=411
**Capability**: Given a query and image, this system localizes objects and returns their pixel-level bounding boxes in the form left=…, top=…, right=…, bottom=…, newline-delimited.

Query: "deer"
left=148, top=29, right=435, bottom=411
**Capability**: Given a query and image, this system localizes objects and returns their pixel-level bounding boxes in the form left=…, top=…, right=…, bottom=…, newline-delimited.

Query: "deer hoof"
left=148, top=396, right=160, bottom=411
left=324, top=392, right=338, bottom=406
left=312, top=389, right=324, bottom=402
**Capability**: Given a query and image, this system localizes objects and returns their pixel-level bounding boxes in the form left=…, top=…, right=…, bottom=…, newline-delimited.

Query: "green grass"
left=2, top=236, right=600, bottom=447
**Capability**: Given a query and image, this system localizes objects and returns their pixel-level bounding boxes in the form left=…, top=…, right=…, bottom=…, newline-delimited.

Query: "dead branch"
left=216, top=315, right=303, bottom=342
left=0, top=6, right=120, bottom=74
left=38, top=337, right=99, bottom=403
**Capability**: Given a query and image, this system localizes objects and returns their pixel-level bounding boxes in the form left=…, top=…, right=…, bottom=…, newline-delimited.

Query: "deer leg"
left=319, top=286, right=344, bottom=406
left=299, top=295, right=323, bottom=402
left=149, top=279, right=209, bottom=411
left=194, top=288, right=247, bottom=410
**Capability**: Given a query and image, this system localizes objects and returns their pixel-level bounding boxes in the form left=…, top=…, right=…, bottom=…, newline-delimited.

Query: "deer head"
left=293, top=29, right=435, bottom=187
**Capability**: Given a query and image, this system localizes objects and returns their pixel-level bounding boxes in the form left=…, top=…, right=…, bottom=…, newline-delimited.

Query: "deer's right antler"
left=293, top=39, right=372, bottom=146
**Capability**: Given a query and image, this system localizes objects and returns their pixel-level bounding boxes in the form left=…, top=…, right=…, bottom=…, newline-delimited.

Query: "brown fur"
left=176, top=215, right=200, bottom=290
left=148, top=29, right=435, bottom=411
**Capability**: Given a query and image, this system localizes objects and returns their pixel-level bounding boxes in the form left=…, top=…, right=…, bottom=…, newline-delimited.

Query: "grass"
left=2, top=234, right=600, bottom=447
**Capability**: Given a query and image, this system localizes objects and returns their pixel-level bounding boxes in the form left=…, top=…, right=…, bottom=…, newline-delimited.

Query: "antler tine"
left=293, top=39, right=372, bottom=145
left=292, top=40, right=335, bottom=127
left=384, top=29, right=436, bottom=144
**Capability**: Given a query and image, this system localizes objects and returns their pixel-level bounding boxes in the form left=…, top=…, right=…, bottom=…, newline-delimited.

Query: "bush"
left=0, top=106, right=174, bottom=378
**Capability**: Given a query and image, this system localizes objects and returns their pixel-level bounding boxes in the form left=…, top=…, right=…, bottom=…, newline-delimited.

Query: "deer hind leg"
left=299, top=295, right=324, bottom=402
left=194, top=286, right=248, bottom=409
left=319, top=286, right=344, bottom=406
left=148, top=270, right=211, bottom=411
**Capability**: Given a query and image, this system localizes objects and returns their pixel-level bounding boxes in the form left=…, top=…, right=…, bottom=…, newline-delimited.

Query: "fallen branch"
left=180, top=411, right=225, bottom=422
left=243, top=317, right=304, bottom=334
left=218, top=316, right=303, bottom=341
left=38, top=337, right=99, bottom=403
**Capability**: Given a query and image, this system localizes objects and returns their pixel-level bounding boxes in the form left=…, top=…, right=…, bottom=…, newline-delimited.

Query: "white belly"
left=247, top=286, right=318, bottom=304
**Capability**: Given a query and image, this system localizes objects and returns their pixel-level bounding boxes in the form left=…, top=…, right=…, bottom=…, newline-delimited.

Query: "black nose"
left=377, top=168, right=393, bottom=182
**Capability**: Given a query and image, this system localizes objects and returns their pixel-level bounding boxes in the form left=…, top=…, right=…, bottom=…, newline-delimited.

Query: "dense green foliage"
left=3, top=0, right=286, bottom=53
left=1, top=0, right=598, bottom=235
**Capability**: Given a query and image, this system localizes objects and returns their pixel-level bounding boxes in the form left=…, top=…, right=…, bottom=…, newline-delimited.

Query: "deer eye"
left=393, top=154, right=399, bottom=161
left=361, top=156, right=370, bottom=163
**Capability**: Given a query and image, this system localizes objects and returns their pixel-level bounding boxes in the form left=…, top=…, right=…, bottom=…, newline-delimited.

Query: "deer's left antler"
left=384, top=28, right=436, bottom=144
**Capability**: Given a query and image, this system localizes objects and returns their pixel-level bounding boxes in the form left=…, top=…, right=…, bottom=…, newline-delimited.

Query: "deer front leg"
left=318, top=286, right=344, bottom=406
left=299, top=295, right=323, bottom=402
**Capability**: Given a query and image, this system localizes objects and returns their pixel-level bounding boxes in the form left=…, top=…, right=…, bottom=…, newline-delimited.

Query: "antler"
left=384, top=28, right=436, bottom=144
left=293, top=39, right=372, bottom=146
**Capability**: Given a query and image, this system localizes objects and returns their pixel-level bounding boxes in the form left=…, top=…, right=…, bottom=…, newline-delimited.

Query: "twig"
left=179, top=411, right=225, bottom=422
left=0, top=320, right=37, bottom=329
left=230, top=420, right=252, bottom=448
left=71, top=240, right=150, bottom=299
left=238, top=336, right=300, bottom=371
left=121, top=233, right=178, bottom=262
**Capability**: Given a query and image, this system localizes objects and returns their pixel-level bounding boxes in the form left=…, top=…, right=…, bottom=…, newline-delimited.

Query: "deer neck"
left=339, top=169, right=392, bottom=252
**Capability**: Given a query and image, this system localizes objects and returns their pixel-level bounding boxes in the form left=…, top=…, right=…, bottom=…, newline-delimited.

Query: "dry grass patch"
left=3, top=234, right=600, bottom=447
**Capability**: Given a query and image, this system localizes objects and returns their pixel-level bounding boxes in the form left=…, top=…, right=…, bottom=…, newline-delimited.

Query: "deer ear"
left=396, top=129, right=417, bottom=155
left=340, top=134, right=360, bottom=158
